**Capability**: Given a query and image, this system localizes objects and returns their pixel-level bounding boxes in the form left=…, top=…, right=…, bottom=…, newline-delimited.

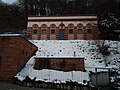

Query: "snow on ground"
left=16, top=56, right=90, bottom=85
left=16, top=40, right=120, bottom=84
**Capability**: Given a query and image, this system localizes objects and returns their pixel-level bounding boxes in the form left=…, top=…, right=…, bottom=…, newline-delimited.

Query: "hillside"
left=15, top=40, right=120, bottom=85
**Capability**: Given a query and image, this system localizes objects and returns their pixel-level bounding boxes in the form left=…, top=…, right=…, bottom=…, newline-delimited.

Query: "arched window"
left=41, top=24, right=47, bottom=34
left=32, top=24, right=39, bottom=29
left=32, top=24, right=39, bottom=34
left=50, top=24, right=56, bottom=29
left=77, top=23, right=83, bottom=29
left=59, top=23, right=65, bottom=29
left=41, top=24, right=47, bottom=29
left=86, top=23, right=92, bottom=34
left=86, top=23, right=92, bottom=29
left=50, top=24, right=56, bottom=34
left=68, top=24, right=74, bottom=34
left=68, top=24, right=74, bottom=29
left=77, top=23, right=83, bottom=34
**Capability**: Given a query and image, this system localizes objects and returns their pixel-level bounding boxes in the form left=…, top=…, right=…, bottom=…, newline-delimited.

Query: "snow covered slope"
left=16, top=40, right=120, bottom=84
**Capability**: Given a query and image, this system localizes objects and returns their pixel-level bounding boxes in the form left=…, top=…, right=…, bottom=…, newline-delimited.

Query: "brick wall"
left=34, top=58, right=84, bottom=71
left=27, top=26, right=100, bottom=40
left=0, top=36, right=37, bottom=83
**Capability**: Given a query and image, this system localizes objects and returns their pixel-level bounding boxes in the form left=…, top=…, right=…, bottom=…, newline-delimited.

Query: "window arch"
left=41, top=24, right=47, bottom=29
left=86, top=23, right=92, bottom=34
left=32, top=24, right=39, bottom=29
left=32, top=24, right=39, bottom=34
left=77, top=23, right=83, bottom=29
left=41, top=24, right=48, bottom=34
left=68, top=24, right=74, bottom=29
left=59, top=23, right=65, bottom=29
left=86, top=23, right=92, bottom=29
left=77, top=23, right=83, bottom=34
left=50, top=24, right=56, bottom=29
left=68, top=24, right=74, bottom=34
left=50, top=24, right=56, bottom=34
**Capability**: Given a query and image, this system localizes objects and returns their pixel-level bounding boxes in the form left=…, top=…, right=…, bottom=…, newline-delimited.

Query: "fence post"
left=95, top=68, right=99, bottom=90
left=115, top=69, right=118, bottom=90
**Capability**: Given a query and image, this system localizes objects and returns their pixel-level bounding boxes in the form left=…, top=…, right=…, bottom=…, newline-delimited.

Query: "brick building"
left=0, top=34, right=37, bottom=82
left=27, top=16, right=100, bottom=40
left=34, top=57, right=84, bottom=71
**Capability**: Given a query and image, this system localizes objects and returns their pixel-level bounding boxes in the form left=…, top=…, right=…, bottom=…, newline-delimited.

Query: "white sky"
left=1, top=0, right=17, bottom=4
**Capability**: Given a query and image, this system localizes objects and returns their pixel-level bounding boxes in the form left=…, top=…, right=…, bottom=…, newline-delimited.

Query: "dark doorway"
left=59, top=29, right=65, bottom=40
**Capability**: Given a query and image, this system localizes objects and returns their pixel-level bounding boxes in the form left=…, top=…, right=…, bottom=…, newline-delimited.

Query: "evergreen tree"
left=99, top=13, right=120, bottom=40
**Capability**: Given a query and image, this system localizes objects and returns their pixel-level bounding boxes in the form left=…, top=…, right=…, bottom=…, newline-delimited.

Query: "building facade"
left=0, top=35, right=37, bottom=82
left=27, top=16, right=100, bottom=40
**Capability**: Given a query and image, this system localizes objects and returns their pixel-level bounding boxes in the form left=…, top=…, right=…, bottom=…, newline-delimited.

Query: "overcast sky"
left=1, top=0, right=17, bottom=4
